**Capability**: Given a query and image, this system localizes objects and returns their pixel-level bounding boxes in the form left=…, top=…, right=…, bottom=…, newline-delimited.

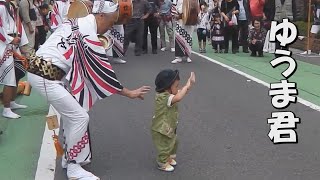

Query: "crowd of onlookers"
left=198, top=0, right=320, bottom=56
left=127, top=0, right=320, bottom=58
left=196, top=0, right=267, bottom=56
left=125, top=0, right=289, bottom=58
left=15, top=0, right=320, bottom=58
left=195, top=0, right=291, bottom=57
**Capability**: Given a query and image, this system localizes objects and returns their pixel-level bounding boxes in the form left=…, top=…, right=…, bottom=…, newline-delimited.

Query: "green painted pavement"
left=191, top=33, right=320, bottom=106
left=0, top=84, right=47, bottom=180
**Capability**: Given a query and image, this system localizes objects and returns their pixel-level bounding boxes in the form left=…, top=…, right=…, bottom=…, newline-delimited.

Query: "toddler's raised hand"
left=187, top=72, right=195, bottom=89
left=189, top=72, right=195, bottom=84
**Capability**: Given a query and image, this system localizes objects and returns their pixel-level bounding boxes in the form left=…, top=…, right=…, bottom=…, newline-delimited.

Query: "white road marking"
left=35, top=105, right=61, bottom=180
left=191, top=50, right=320, bottom=112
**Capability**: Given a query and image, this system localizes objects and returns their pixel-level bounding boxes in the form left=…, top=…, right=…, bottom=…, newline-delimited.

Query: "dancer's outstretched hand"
left=119, top=86, right=151, bottom=100
left=130, top=86, right=151, bottom=100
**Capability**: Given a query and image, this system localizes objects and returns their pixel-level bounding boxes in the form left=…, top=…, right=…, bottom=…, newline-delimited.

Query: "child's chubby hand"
left=189, top=72, right=196, bottom=84
left=187, top=72, right=195, bottom=88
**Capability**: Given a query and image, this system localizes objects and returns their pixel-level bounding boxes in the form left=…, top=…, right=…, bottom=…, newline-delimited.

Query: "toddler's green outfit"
left=151, top=92, right=179, bottom=166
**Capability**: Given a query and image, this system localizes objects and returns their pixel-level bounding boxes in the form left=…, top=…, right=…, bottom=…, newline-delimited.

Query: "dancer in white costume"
left=0, top=0, right=29, bottom=118
left=27, top=0, right=150, bottom=179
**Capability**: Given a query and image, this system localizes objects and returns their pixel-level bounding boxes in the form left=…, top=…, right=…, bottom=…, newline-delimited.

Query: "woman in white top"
left=197, top=1, right=210, bottom=53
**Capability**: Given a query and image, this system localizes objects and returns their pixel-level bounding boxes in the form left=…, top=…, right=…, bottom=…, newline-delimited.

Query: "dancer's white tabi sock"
left=3, top=108, right=21, bottom=119
left=10, top=101, right=27, bottom=109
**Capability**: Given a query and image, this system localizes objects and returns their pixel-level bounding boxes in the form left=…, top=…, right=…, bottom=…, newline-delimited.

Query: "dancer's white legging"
left=28, top=73, right=91, bottom=164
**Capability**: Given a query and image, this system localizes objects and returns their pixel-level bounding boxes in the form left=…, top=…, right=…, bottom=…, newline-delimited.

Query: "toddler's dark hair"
left=155, top=69, right=180, bottom=93
left=157, top=75, right=180, bottom=93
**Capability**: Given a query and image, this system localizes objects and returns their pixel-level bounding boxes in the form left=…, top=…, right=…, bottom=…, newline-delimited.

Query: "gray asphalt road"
left=55, top=44, right=320, bottom=180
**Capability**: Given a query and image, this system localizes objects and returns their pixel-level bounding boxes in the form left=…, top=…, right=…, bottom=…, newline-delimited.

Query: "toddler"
left=151, top=69, right=195, bottom=172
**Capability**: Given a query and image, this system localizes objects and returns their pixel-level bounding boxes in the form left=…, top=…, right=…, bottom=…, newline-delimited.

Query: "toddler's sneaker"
left=187, top=57, right=192, bottom=63
left=168, top=158, right=177, bottom=166
left=170, top=48, right=175, bottom=52
left=158, top=162, right=175, bottom=172
left=161, top=47, right=166, bottom=51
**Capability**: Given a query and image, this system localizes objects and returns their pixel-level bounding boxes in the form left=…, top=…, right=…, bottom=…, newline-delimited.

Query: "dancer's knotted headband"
left=92, top=0, right=118, bottom=13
